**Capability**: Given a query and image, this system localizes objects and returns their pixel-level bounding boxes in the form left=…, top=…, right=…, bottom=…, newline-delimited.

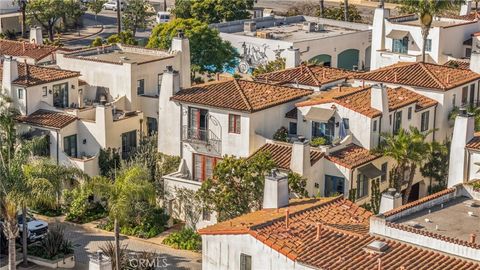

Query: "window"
left=393, top=111, right=402, bottom=134
left=312, top=117, right=335, bottom=141
left=470, top=84, right=475, bottom=106
left=421, top=111, right=430, bottom=132
left=466, top=47, right=472, bottom=58
left=53, top=83, right=68, bottom=108
left=373, top=120, right=377, bottom=132
left=325, top=175, right=345, bottom=196
left=392, top=36, right=409, bottom=54
left=193, top=154, right=220, bottom=182
left=121, top=130, right=137, bottom=159
left=425, top=39, right=432, bottom=52
left=157, top=74, right=163, bottom=94
left=381, top=163, right=388, bottom=182
left=17, top=88, right=24, bottom=99
left=188, top=107, right=208, bottom=141
left=147, top=117, right=158, bottom=136
left=240, top=253, right=252, bottom=270
left=228, top=114, right=241, bottom=134
left=202, top=208, right=211, bottom=221
left=137, top=79, right=145, bottom=95
left=356, top=173, right=368, bottom=199
left=462, top=86, right=468, bottom=104
left=343, top=118, right=350, bottom=129
left=289, top=122, right=297, bottom=135
left=42, top=86, right=47, bottom=97
left=453, top=94, right=456, bottom=107
left=63, top=134, right=77, bottom=158
left=389, top=114, right=392, bottom=125
left=407, top=107, right=412, bottom=120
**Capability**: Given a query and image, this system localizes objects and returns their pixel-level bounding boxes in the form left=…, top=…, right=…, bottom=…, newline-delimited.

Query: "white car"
left=0, top=213, right=49, bottom=243
left=103, top=1, right=124, bottom=11
left=156, top=11, right=171, bottom=24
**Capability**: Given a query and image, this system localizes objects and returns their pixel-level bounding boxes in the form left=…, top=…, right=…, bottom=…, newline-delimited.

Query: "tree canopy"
left=122, top=0, right=155, bottom=36
left=172, top=0, right=254, bottom=24
left=146, top=18, right=238, bottom=74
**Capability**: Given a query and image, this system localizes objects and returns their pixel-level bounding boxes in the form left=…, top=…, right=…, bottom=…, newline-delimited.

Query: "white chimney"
left=2, top=56, right=19, bottom=97
left=370, top=84, right=388, bottom=113
left=379, top=188, right=402, bottom=214
left=29, top=26, right=43, bottom=45
left=89, top=250, right=112, bottom=270
left=460, top=0, right=472, bottom=16
left=171, top=31, right=191, bottom=89
left=470, top=35, right=480, bottom=73
left=284, top=46, right=300, bottom=68
left=448, top=110, right=475, bottom=187
left=263, top=169, right=289, bottom=209
left=290, top=138, right=311, bottom=176
left=161, top=66, right=180, bottom=96
left=370, top=8, right=390, bottom=70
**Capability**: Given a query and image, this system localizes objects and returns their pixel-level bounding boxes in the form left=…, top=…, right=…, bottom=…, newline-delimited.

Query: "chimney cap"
left=177, top=30, right=185, bottom=39
left=166, top=65, right=174, bottom=72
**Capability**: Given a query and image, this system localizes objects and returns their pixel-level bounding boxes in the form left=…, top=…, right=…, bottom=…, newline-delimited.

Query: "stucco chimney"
left=171, top=31, right=191, bottom=89
left=263, top=169, right=289, bottom=209
left=370, top=84, right=388, bottom=113
left=29, top=26, right=43, bottom=45
left=447, top=110, right=475, bottom=187
left=161, top=66, right=180, bottom=96
left=379, top=188, right=402, bottom=214
left=460, top=0, right=472, bottom=16
left=2, top=56, right=19, bottom=97
left=290, top=138, right=311, bottom=176
left=370, top=8, right=390, bottom=70
left=284, top=46, right=300, bottom=69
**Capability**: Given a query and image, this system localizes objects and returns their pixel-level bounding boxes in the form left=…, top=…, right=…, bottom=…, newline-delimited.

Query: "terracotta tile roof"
left=250, top=142, right=324, bottom=170
left=171, top=79, right=313, bottom=113
left=297, top=86, right=437, bottom=118
left=444, top=59, right=470, bottom=70
left=467, top=133, right=480, bottom=150
left=16, top=109, right=77, bottom=129
left=354, top=62, right=480, bottom=91
left=383, top=188, right=456, bottom=217
left=199, top=196, right=480, bottom=269
left=0, top=63, right=80, bottom=87
left=284, top=107, right=297, bottom=119
left=326, top=144, right=381, bottom=169
left=0, top=40, right=58, bottom=61
left=254, top=65, right=354, bottom=87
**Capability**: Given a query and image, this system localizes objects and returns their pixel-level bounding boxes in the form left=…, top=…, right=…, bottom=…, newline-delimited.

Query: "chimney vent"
left=285, top=208, right=290, bottom=229
left=263, top=169, right=289, bottom=209
left=315, top=223, right=322, bottom=240
left=471, top=233, right=477, bottom=244
left=177, top=30, right=184, bottom=38
left=365, top=240, right=389, bottom=254
left=166, top=65, right=173, bottom=72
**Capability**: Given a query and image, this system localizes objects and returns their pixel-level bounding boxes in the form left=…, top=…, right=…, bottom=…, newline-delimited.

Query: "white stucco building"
left=212, top=15, right=372, bottom=73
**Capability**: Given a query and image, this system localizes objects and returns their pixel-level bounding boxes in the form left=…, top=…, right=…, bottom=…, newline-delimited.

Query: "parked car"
left=156, top=11, right=171, bottom=24
left=103, top=1, right=124, bottom=11
left=17, top=213, right=49, bottom=243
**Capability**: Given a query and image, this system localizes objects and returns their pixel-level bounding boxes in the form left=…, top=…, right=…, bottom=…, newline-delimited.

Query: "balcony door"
left=53, top=83, right=69, bottom=108
left=188, top=107, right=208, bottom=141
left=325, top=175, right=344, bottom=197
left=121, top=130, right=137, bottom=159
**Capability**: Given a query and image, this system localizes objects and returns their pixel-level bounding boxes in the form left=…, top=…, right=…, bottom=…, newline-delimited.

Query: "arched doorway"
left=364, top=46, right=371, bottom=71
left=337, top=49, right=360, bottom=70
left=309, top=54, right=332, bottom=66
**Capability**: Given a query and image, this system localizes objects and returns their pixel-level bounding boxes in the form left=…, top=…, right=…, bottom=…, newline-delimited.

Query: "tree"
left=323, top=2, right=362, bottom=22
left=106, top=31, right=138, bottom=45
left=88, top=0, right=108, bottom=25
left=287, top=172, right=308, bottom=198
left=319, top=0, right=325, bottom=18
left=197, top=152, right=275, bottom=222
left=62, top=0, right=85, bottom=30
left=252, top=58, right=286, bottom=77
left=90, top=166, right=155, bottom=270
left=172, top=0, right=254, bottom=24
left=147, top=18, right=239, bottom=75
left=26, top=0, right=65, bottom=41
left=420, top=141, right=449, bottom=193
left=375, top=127, right=430, bottom=204
left=122, top=0, right=154, bottom=36
left=399, top=0, right=459, bottom=62
left=344, top=0, right=349, bottom=21
left=16, top=0, right=28, bottom=38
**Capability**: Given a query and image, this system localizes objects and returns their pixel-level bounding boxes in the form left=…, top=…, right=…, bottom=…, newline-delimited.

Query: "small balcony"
left=182, top=126, right=221, bottom=154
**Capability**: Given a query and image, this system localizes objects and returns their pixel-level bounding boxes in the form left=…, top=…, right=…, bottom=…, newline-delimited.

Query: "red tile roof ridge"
left=418, top=62, right=446, bottom=90
left=386, top=221, right=480, bottom=249
left=234, top=79, right=254, bottom=111
left=295, top=86, right=369, bottom=107
left=383, top=187, right=456, bottom=217
left=304, top=65, right=321, bottom=86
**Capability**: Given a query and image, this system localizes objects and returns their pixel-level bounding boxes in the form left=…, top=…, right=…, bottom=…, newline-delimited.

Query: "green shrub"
left=63, top=185, right=107, bottom=224
left=310, top=136, right=327, bottom=147
left=31, top=203, right=62, bottom=217
left=273, top=127, right=289, bottom=142
left=28, top=224, right=73, bottom=260
left=162, top=228, right=201, bottom=251
left=91, top=37, right=103, bottom=47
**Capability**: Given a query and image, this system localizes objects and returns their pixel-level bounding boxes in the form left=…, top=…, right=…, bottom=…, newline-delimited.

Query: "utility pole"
left=116, top=0, right=121, bottom=33
left=319, top=0, right=324, bottom=18
left=344, top=0, right=349, bottom=22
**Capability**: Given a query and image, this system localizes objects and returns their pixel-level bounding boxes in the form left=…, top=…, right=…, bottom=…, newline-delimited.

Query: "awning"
left=358, top=163, right=384, bottom=179
left=303, top=107, right=335, bottom=122
left=386, top=30, right=409, bottom=39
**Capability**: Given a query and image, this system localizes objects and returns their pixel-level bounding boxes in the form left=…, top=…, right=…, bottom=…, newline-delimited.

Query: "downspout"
left=466, top=148, right=471, bottom=183
left=432, top=104, right=437, bottom=141
left=350, top=168, right=355, bottom=198
left=25, top=88, right=28, bottom=115
left=56, top=130, right=59, bottom=165
left=180, top=103, right=183, bottom=159
left=377, top=115, right=382, bottom=146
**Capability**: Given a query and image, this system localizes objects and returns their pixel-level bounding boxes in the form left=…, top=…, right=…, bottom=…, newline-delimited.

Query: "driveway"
left=55, top=222, right=202, bottom=270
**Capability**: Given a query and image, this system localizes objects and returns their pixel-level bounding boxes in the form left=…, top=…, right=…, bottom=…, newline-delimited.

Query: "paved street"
left=57, top=222, right=201, bottom=270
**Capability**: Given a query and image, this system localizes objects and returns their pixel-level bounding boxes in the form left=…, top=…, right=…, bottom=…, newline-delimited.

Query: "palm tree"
left=319, top=0, right=325, bottom=18
left=420, top=141, right=449, bottom=192
left=400, top=0, right=460, bottom=63
left=90, top=166, right=155, bottom=270
left=375, top=127, right=430, bottom=204
left=344, top=0, right=349, bottom=21
left=116, top=0, right=121, bottom=33
left=0, top=200, right=18, bottom=270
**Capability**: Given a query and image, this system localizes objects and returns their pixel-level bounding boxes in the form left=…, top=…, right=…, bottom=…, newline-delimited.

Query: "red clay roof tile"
left=0, top=40, right=58, bottom=61
left=0, top=63, right=80, bottom=87
left=16, top=109, right=77, bottom=129
left=250, top=142, right=324, bottom=170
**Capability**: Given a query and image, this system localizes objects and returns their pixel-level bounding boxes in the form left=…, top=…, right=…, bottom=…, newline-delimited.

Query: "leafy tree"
left=375, top=127, right=431, bottom=204
left=90, top=166, right=155, bottom=270
left=91, top=36, right=103, bottom=47
left=106, top=31, right=138, bottom=45
left=252, top=58, right=286, bottom=77
left=62, top=0, right=85, bottom=30
left=173, top=0, right=254, bottom=24
left=287, top=172, right=308, bottom=198
left=420, top=141, right=449, bottom=193
left=26, top=0, right=65, bottom=41
left=98, top=147, right=121, bottom=179
left=122, top=0, right=155, bottom=36
left=272, top=127, right=289, bottom=142
left=449, top=106, right=480, bottom=131
left=88, top=0, right=108, bottom=25
left=399, top=0, right=460, bottom=62
left=197, top=152, right=275, bottom=222
left=323, top=2, right=362, bottom=22
left=15, top=0, right=28, bottom=38
left=147, top=18, right=238, bottom=75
